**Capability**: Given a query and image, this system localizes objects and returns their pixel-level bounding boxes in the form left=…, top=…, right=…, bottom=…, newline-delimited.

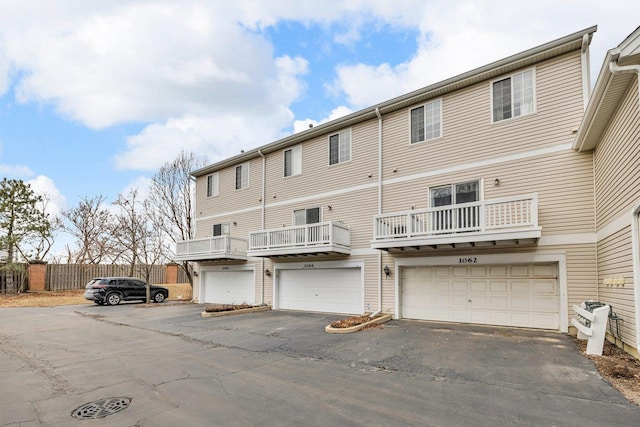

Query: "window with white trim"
left=411, top=99, right=442, bottom=143
left=206, top=172, right=219, bottom=198
left=429, top=181, right=480, bottom=231
left=235, top=163, right=249, bottom=190
left=212, top=223, right=230, bottom=237
left=293, top=207, right=320, bottom=225
left=492, top=69, right=535, bottom=122
left=284, top=145, right=302, bottom=177
left=329, top=129, right=351, bottom=165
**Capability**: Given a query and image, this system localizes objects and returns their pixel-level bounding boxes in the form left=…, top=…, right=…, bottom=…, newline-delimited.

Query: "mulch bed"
left=205, top=303, right=254, bottom=313
left=573, top=337, right=640, bottom=405
left=330, top=315, right=383, bottom=330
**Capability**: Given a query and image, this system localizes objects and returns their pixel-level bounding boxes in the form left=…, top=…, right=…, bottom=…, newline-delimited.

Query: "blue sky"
left=0, top=1, right=639, bottom=258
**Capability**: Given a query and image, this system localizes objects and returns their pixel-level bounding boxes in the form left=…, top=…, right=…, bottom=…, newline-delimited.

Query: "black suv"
left=84, top=277, right=169, bottom=305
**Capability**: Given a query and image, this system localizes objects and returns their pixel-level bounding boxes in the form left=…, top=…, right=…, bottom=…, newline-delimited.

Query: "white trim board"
left=197, top=143, right=575, bottom=223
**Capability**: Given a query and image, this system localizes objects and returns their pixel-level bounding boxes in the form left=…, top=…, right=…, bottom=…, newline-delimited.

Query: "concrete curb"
left=201, top=305, right=271, bottom=318
left=325, top=314, right=393, bottom=334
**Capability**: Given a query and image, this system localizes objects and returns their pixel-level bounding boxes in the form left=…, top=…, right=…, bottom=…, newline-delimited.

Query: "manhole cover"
left=72, top=397, right=131, bottom=419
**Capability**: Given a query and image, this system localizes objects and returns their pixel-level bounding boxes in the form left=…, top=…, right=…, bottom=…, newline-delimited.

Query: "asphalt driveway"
left=1, top=303, right=639, bottom=426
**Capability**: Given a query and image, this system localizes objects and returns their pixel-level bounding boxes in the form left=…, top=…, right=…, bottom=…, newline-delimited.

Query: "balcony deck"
left=372, top=193, right=541, bottom=251
left=248, top=221, right=350, bottom=258
left=175, top=235, right=248, bottom=262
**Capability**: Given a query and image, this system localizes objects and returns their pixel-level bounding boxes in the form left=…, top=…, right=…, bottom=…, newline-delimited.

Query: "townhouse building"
left=573, top=26, right=640, bottom=356
left=176, top=25, right=640, bottom=357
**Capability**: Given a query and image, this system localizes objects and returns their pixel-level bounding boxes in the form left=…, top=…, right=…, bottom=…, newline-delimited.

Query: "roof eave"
left=193, top=26, right=597, bottom=177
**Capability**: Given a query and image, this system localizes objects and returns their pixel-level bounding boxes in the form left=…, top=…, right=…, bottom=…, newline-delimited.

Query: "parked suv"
left=84, top=277, right=169, bottom=305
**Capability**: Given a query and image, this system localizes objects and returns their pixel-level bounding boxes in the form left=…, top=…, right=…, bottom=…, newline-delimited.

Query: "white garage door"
left=202, top=270, right=255, bottom=305
left=401, top=263, right=558, bottom=329
left=278, top=268, right=362, bottom=314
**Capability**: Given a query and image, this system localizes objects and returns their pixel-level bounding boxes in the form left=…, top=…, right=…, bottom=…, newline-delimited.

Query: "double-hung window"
left=492, top=69, right=535, bottom=122
left=235, top=163, right=249, bottom=190
left=410, top=99, right=442, bottom=143
left=206, top=172, right=219, bottom=197
left=430, top=181, right=480, bottom=231
left=212, top=223, right=230, bottom=237
left=329, top=129, right=351, bottom=165
left=284, top=145, right=302, bottom=177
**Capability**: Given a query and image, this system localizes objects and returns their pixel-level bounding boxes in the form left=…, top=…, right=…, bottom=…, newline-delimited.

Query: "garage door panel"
left=279, top=268, right=361, bottom=314
left=510, top=296, right=531, bottom=310
left=510, top=265, right=530, bottom=277
left=401, top=263, right=559, bottom=330
left=533, top=296, right=557, bottom=312
left=511, top=281, right=530, bottom=293
left=532, top=281, right=556, bottom=293
left=533, top=264, right=556, bottom=276
left=470, top=296, right=488, bottom=308
left=490, top=281, right=508, bottom=292
left=490, top=296, right=508, bottom=309
left=489, top=265, right=508, bottom=276
left=203, top=271, right=254, bottom=305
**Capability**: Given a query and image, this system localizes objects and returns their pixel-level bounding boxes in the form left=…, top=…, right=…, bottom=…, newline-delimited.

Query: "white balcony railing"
left=249, top=221, right=350, bottom=254
left=175, top=235, right=248, bottom=261
left=373, top=193, right=539, bottom=241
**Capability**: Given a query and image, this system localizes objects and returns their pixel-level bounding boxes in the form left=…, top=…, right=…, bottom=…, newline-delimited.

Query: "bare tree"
left=62, top=195, right=115, bottom=264
left=148, top=151, right=205, bottom=288
left=111, top=189, right=146, bottom=276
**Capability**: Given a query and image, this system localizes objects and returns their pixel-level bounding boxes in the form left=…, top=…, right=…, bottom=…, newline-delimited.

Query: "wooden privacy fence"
left=45, top=264, right=189, bottom=291
left=0, top=265, right=28, bottom=294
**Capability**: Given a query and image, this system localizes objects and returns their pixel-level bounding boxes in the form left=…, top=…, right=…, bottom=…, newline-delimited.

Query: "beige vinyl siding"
left=265, top=119, right=379, bottom=203
left=196, top=209, right=261, bottom=241
left=381, top=149, right=594, bottom=235
left=196, top=156, right=263, bottom=222
left=597, top=227, right=637, bottom=348
left=594, top=78, right=640, bottom=227
left=381, top=51, right=584, bottom=179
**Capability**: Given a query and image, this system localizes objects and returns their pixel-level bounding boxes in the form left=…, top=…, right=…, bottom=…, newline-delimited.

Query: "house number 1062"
left=459, top=257, right=478, bottom=264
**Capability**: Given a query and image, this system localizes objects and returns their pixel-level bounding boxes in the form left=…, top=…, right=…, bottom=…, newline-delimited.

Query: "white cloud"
left=293, top=106, right=354, bottom=133
left=329, top=0, right=640, bottom=109
left=1, top=0, right=640, bottom=178
left=26, top=175, right=66, bottom=218
left=0, top=164, right=34, bottom=177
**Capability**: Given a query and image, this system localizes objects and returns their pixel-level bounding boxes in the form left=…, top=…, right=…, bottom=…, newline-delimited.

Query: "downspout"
left=580, top=33, right=592, bottom=111
left=189, top=175, right=198, bottom=303
left=371, top=107, right=383, bottom=318
left=258, top=149, right=266, bottom=304
left=608, top=60, right=640, bottom=353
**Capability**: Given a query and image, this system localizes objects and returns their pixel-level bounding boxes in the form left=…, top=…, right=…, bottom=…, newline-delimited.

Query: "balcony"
left=175, top=235, right=248, bottom=262
left=248, top=221, right=351, bottom=258
left=372, top=193, right=541, bottom=251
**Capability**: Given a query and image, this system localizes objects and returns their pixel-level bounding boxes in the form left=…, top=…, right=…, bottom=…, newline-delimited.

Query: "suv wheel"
left=152, top=292, right=166, bottom=303
left=106, top=293, right=122, bottom=306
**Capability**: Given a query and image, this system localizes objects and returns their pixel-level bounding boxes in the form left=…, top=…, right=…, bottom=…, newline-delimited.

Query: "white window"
left=293, top=207, right=321, bottom=225
left=492, top=69, right=535, bottom=122
left=235, top=163, right=249, bottom=190
left=206, top=172, right=219, bottom=198
left=284, top=145, right=302, bottom=177
left=213, top=223, right=230, bottom=237
left=329, top=129, right=351, bottom=165
left=411, top=99, right=442, bottom=143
